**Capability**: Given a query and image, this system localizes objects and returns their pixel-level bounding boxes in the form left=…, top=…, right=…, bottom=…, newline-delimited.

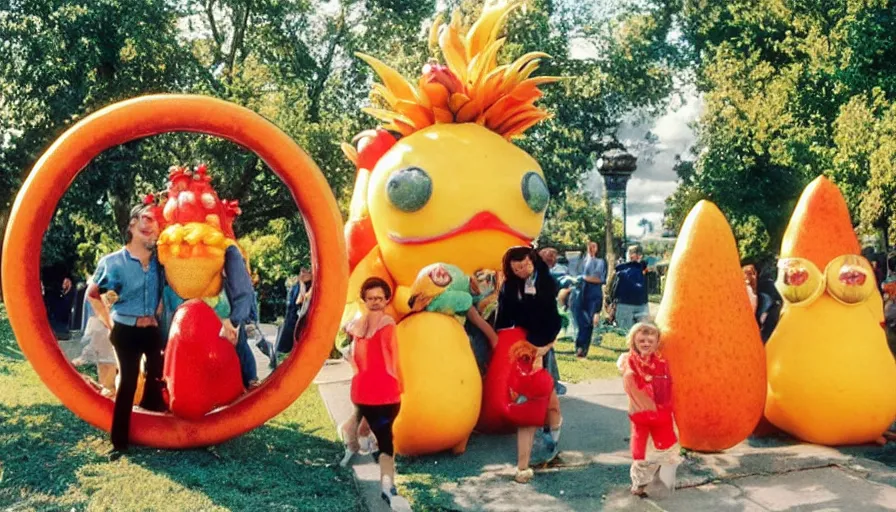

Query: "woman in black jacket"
left=495, top=246, right=563, bottom=483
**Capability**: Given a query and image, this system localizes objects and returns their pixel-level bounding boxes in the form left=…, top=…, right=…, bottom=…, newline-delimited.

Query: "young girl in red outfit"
left=621, top=322, right=680, bottom=497
left=341, top=277, right=411, bottom=511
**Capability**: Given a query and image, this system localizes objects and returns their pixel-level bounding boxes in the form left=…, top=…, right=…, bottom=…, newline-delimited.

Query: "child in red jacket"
left=621, top=322, right=680, bottom=497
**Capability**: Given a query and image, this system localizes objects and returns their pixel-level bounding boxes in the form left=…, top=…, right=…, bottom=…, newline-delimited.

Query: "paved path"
left=59, top=322, right=896, bottom=510
left=314, top=358, right=896, bottom=511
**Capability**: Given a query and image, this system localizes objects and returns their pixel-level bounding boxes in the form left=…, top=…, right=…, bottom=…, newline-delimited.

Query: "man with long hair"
left=86, top=203, right=167, bottom=460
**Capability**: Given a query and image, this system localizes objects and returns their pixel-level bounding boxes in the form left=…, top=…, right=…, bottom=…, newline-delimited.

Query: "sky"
left=588, top=93, right=703, bottom=239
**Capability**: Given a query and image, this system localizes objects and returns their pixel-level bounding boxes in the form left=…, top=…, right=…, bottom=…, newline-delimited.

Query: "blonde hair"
left=626, top=321, right=661, bottom=354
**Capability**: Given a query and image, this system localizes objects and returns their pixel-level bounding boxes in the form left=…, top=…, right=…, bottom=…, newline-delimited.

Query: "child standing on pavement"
left=621, top=322, right=679, bottom=497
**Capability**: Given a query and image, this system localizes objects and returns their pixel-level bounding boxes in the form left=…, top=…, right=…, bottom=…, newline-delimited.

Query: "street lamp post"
left=596, top=148, right=637, bottom=270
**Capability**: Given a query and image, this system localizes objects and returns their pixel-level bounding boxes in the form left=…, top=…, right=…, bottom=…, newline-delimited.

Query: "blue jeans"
left=615, top=303, right=650, bottom=332
left=542, top=348, right=565, bottom=394
left=575, top=283, right=602, bottom=355
left=235, top=324, right=258, bottom=387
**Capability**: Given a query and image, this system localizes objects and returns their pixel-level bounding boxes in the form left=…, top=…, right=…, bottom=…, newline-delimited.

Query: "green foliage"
left=537, top=189, right=623, bottom=251
left=239, top=217, right=311, bottom=321
left=0, top=307, right=363, bottom=510
left=832, top=89, right=896, bottom=245
left=1, top=0, right=684, bottom=311
left=664, top=0, right=896, bottom=259
left=733, top=214, right=772, bottom=263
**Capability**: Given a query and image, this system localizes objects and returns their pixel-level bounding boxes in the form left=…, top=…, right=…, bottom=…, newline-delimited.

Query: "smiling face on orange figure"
left=367, top=123, right=549, bottom=284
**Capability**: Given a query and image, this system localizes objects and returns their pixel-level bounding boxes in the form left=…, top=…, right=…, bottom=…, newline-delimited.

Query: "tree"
left=0, top=0, right=202, bottom=289
left=537, top=189, right=622, bottom=252
left=0, top=0, right=690, bottom=308
left=662, top=0, right=896, bottom=258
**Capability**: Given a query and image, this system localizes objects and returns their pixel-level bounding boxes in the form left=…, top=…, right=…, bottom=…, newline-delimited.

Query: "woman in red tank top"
left=341, top=278, right=410, bottom=511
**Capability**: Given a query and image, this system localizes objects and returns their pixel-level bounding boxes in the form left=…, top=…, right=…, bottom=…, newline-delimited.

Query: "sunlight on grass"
left=554, top=329, right=628, bottom=383
left=0, top=305, right=364, bottom=511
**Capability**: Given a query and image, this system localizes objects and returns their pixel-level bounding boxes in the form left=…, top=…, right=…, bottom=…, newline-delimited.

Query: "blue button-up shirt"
left=92, top=248, right=162, bottom=326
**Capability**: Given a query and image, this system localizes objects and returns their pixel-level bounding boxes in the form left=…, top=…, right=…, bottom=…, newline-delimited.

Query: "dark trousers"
left=357, top=403, right=401, bottom=457
left=109, top=323, right=166, bottom=450
left=575, top=283, right=603, bottom=355
left=234, top=324, right=257, bottom=387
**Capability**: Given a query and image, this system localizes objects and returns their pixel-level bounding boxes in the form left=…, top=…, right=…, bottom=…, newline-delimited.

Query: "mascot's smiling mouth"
left=388, top=211, right=533, bottom=245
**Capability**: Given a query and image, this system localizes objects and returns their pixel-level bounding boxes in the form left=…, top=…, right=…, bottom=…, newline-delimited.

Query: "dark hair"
left=360, top=277, right=392, bottom=300
left=123, top=204, right=154, bottom=243
left=502, top=246, right=544, bottom=294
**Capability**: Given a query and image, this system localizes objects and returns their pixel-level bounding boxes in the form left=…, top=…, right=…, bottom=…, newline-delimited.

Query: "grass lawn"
left=0, top=304, right=364, bottom=511
left=554, top=326, right=629, bottom=383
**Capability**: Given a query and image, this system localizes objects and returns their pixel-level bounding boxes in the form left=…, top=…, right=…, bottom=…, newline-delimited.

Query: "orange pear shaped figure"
left=766, top=176, right=896, bottom=445
left=655, top=200, right=766, bottom=451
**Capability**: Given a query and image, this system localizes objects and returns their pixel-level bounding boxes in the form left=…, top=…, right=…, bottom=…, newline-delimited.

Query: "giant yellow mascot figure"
left=766, top=176, right=896, bottom=445
left=340, top=0, right=559, bottom=455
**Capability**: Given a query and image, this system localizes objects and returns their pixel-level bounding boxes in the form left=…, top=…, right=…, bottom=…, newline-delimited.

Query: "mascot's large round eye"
left=825, top=255, right=875, bottom=305
left=522, top=172, right=550, bottom=213
left=386, top=166, right=432, bottom=212
left=775, top=258, right=824, bottom=306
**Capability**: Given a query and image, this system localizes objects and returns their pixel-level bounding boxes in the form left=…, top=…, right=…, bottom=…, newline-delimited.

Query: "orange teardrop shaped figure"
left=655, top=200, right=767, bottom=451
left=766, top=176, right=896, bottom=445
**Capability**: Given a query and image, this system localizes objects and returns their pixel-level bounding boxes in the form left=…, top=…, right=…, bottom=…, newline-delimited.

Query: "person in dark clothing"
left=496, top=248, right=563, bottom=347
left=756, top=276, right=782, bottom=343
left=495, top=246, right=563, bottom=483
left=50, top=277, right=76, bottom=340
left=612, top=245, right=650, bottom=331
left=274, top=268, right=312, bottom=362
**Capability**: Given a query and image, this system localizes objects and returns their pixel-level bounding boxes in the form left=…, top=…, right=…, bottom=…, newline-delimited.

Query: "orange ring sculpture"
left=1, top=95, right=348, bottom=448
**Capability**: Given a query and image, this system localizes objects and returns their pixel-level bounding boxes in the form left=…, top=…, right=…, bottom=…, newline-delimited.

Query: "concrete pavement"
left=59, top=323, right=896, bottom=510
left=314, top=359, right=896, bottom=511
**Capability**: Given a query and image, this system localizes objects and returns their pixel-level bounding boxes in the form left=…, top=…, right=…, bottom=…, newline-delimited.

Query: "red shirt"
left=350, top=323, right=403, bottom=405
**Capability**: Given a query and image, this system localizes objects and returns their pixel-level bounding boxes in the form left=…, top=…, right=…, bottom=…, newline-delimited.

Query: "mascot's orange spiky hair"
left=355, top=0, right=560, bottom=140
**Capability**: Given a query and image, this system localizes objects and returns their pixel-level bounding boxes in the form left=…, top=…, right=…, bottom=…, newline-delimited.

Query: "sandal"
left=514, top=468, right=534, bottom=484
left=631, top=485, right=648, bottom=498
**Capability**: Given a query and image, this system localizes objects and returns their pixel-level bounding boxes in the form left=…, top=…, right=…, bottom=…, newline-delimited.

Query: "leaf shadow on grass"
left=0, top=402, right=103, bottom=509
left=0, top=400, right=364, bottom=512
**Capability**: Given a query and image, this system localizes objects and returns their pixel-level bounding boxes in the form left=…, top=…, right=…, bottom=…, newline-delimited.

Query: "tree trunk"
left=108, top=192, right=132, bottom=243
left=306, top=10, right=346, bottom=123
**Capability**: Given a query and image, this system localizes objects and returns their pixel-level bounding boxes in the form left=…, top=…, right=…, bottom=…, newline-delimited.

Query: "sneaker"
left=555, top=382, right=567, bottom=396
left=339, top=448, right=355, bottom=467
left=514, top=467, right=534, bottom=484
left=381, top=486, right=412, bottom=511
left=542, top=428, right=560, bottom=462
left=106, top=447, right=127, bottom=462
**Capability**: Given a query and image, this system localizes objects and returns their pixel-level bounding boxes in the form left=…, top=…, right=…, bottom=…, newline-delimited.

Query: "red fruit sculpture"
left=163, top=300, right=244, bottom=420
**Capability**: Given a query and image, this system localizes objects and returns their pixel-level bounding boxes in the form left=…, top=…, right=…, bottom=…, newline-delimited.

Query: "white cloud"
left=587, top=90, right=703, bottom=239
